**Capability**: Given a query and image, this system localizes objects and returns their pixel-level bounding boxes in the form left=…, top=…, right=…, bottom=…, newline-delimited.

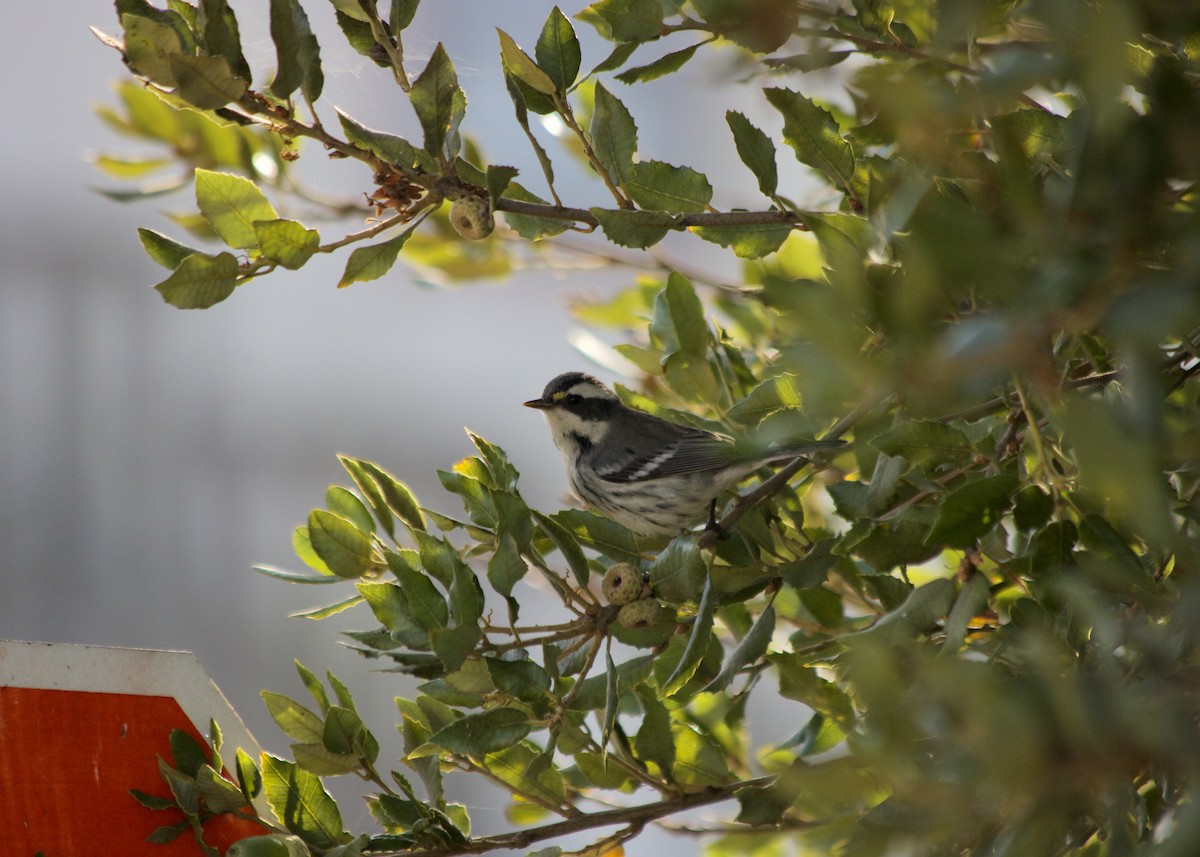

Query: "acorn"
left=602, top=563, right=643, bottom=605
left=448, top=194, right=494, bottom=240
left=617, top=598, right=663, bottom=629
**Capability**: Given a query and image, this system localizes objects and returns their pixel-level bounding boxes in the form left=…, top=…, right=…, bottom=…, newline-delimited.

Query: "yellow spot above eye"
left=552, top=391, right=566, bottom=401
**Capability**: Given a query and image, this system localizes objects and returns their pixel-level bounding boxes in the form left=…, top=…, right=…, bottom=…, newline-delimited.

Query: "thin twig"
left=698, top=394, right=884, bottom=549
left=379, top=776, right=774, bottom=857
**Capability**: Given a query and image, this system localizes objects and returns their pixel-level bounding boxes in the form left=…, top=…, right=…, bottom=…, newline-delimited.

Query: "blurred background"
left=1, top=2, right=832, bottom=848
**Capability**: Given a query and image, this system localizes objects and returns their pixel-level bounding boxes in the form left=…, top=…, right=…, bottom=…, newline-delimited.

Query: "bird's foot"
left=704, top=499, right=731, bottom=540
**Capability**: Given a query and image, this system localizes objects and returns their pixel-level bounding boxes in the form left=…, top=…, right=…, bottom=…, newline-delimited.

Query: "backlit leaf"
left=261, top=754, right=343, bottom=849
left=195, top=168, right=278, bottom=250
left=765, top=87, right=856, bottom=191
left=153, top=252, right=239, bottom=309
left=255, top=219, right=320, bottom=269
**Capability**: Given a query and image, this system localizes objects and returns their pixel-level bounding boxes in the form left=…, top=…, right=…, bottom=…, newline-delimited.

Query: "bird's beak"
left=524, top=398, right=552, bottom=410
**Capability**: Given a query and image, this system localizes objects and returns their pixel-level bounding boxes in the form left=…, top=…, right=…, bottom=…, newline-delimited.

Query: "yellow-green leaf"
left=195, top=168, right=278, bottom=249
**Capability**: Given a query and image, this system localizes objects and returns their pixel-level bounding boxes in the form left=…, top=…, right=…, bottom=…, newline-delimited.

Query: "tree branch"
left=494, top=198, right=807, bottom=230
left=698, top=395, right=884, bottom=549
left=385, top=776, right=774, bottom=857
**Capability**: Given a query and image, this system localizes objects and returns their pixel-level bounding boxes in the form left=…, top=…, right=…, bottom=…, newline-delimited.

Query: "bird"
left=524, top=372, right=845, bottom=537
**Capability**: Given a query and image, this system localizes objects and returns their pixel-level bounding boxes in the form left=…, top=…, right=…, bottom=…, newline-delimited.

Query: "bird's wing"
left=591, top=413, right=736, bottom=483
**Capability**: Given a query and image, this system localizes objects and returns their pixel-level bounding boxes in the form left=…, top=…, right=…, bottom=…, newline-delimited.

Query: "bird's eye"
left=565, top=394, right=583, bottom=406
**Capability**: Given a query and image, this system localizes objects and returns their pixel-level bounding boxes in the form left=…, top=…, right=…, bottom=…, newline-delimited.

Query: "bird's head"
left=524, top=372, right=620, bottom=450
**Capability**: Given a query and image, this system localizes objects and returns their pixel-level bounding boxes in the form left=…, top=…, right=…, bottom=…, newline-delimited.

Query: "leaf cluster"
left=95, top=0, right=1200, bottom=855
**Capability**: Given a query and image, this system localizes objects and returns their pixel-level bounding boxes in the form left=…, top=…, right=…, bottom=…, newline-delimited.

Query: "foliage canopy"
left=94, top=0, right=1200, bottom=855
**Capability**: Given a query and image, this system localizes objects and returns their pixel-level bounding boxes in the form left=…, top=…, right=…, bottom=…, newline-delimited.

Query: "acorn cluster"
left=600, top=563, right=663, bottom=629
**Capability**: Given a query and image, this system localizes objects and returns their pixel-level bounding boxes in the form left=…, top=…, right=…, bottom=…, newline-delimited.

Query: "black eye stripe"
left=561, top=395, right=614, bottom=421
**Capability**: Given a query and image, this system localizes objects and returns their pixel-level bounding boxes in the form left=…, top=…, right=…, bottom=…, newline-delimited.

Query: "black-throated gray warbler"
left=525, top=372, right=845, bottom=537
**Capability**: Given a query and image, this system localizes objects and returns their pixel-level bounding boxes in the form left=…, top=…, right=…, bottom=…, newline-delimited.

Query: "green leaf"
left=261, top=754, right=344, bottom=849
left=430, top=625, right=480, bottom=672
left=339, top=457, right=397, bottom=539
left=391, top=0, right=420, bottom=30
left=415, top=531, right=460, bottom=588
left=168, top=53, right=248, bottom=109
left=169, top=729, right=208, bottom=777
left=578, top=0, right=664, bottom=43
left=261, top=691, right=324, bottom=743
left=485, top=164, right=520, bottom=207
left=844, top=578, right=956, bottom=646
left=486, top=657, right=552, bottom=705
left=196, top=0, right=250, bottom=81
left=662, top=571, right=716, bottom=697
left=845, top=519, right=940, bottom=572
left=307, top=509, right=374, bottom=579
left=337, top=229, right=412, bottom=288
left=269, top=0, right=323, bottom=101
left=634, top=686, right=674, bottom=776
left=615, top=42, right=700, bottom=84
left=290, top=743, right=361, bottom=777
left=358, top=461, right=425, bottom=531
left=770, top=654, right=855, bottom=729
left=129, top=788, right=176, bottom=811
left=1056, top=394, right=1173, bottom=546
left=626, top=160, right=712, bottom=213
left=576, top=749, right=636, bottom=790
left=691, top=223, right=792, bottom=259
left=655, top=272, right=709, bottom=358
left=535, top=7, right=580, bottom=92
left=410, top=43, right=466, bottom=160
left=483, top=743, right=567, bottom=806
left=358, top=581, right=416, bottom=635
left=487, top=533, right=527, bottom=597
left=671, top=724, right=729, bottom=787
left=337, top=110, right=429, bottom=170
left=502, top=72, right=561, bottom=198
left=587, top=40, right=638, bottom=77
left=925, top=473, right=1019, bottom=549
left=116, top=1, right=195, bottom=50
left=291, top=594, right=362, bottom=620
left=650, top=537, right=706, bottom=603
left=295, top=660, right=331, bottom=713
left=448, top=552, right=484, bottom=629
left=765, top=88, right=856, bottom=191
left=872, top=420, right=975, bottom=471
left=255, top=219, right=320, bottom=269
left=498, top=29, right=557, bottom=96
left=195, top=168, right=278, bottom=250
left=424, top=708, right=531, bottom=756
left=385, top=552, right=449, bottom=631
left=705, top=605, right=775, bottom=693
left=532, top=511, right=590, bottom=586
left=727, top=374, right=803, bottom=426
left=1013, top=485, right=1054, bottom=532
left=549, top=509, right=641, bottom=562
left=726, top=110, right=778, bottom=198
left=590, top=208, right=675, bottom=249
left=196, top=766, right=251, bottom=813
left=236, top=748, right=262, bottom=802
left=590, top=83, right=637, bottom=187
left=138, top=228, right=201, bottom=270
left=153, top=251, right=239, bottom=309
left=1078, top=513, right=1152, bottom=593
left=943, top=571, right=990, bottom=652
left=121, top=14, right=185, bottom=86
left=93, top=153, right=174, bottom=180
left=323, top=706, right=374, bottom=760
left=601, top=647, right=619, bottom=745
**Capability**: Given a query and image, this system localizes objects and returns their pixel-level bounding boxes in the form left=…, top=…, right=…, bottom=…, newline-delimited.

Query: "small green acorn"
left=602, top=563, right=643, bottom=605
left=448, top=195, right=494, bottom=239
left=617, top=598, right=663, bottom=629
